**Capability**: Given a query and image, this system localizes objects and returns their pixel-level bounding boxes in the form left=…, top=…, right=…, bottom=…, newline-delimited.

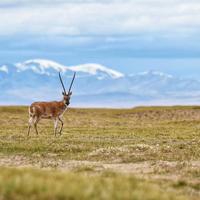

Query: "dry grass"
left=0, top=106, right=199, bottom=199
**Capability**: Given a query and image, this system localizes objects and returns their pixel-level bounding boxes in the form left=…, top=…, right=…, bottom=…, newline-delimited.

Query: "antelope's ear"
left=69, top=91, right=72, bottom=96
left=62, top=92, right=65, bottom=95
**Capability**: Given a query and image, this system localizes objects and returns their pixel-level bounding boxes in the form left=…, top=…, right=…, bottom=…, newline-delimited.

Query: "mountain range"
left=1, top=59, right=200, bottom=107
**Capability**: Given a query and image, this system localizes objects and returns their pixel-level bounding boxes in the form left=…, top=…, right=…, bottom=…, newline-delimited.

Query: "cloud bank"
left=0, top=0, right=200, bottom=38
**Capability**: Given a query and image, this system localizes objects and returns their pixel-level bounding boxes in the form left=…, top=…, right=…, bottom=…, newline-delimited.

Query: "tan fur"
left=27, top=94, right=71, bottom=136
left=29, top=101, right=66, bottom=119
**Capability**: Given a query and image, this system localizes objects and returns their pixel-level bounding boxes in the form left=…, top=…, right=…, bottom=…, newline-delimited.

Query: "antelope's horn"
left=59, top=72, right=67, bottom=94
left=68, top=72, right=76, bottom=94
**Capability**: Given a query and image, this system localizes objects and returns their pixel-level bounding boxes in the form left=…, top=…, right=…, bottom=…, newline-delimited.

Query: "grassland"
left=0, top=106, right=199, bottom=199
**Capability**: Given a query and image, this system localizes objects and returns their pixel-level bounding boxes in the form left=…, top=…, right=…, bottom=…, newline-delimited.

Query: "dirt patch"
left=0, top=155, right=153, bottom=173
left=0, top=155, right=200, bottom=191
left=88, top=144, right=154, bottom=157
left=0, top=155, right=199, bottom=174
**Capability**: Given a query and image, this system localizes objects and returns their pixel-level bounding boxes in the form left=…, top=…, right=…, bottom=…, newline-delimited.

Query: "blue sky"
left=0, top=0, right=200, bottom=77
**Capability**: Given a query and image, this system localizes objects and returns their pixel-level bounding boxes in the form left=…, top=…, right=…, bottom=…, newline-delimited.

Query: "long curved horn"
left=59, top=72, right=66, bottom=94
left=68, top=72, right=76, bottom=94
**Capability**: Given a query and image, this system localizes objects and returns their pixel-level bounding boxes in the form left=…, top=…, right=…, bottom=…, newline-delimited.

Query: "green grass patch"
left=0, top=167, right=186, bottom=200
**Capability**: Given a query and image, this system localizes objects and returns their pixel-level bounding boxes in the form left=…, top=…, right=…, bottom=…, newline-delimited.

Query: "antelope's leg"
left=33, top=117, right=40, bottom=135
left=54, top=118, right=58, bottom=136
left=58, top=117, right=64, bottom=135
left=27, top=117, right=33, bottom=136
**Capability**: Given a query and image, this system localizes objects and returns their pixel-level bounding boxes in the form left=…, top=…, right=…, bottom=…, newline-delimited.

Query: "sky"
left=0, top=0, right=200, bottom=77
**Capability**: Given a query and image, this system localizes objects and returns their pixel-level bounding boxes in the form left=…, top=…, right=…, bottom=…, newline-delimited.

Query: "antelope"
left=27, top=72, right=76, bottom=136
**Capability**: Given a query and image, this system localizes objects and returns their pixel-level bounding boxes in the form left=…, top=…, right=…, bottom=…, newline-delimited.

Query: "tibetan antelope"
left=27, top=72, right=76, bottom=136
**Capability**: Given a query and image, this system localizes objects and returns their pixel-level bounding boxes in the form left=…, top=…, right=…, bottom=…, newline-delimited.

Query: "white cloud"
left=0, top=65, right=8, bottom=73
left=0, top=0, right=200, bottom=38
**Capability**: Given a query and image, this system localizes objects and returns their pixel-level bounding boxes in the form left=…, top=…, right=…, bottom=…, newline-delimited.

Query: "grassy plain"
left=0, top=106, right=199, bottom=199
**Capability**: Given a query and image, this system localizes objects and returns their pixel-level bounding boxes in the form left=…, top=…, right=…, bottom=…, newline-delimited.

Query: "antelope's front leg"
left=54, top=118, right=58, bottom=136
left=58, top=117, right=64, bottom=135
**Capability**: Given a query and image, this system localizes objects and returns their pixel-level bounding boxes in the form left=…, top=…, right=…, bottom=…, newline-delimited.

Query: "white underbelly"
left=40, top=107, right=68, bottom=119
left=41, top=114, right=53, bottom=119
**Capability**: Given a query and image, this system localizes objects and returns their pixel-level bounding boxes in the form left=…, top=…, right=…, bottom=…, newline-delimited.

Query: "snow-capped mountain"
left=14, top=59, right=124, bottom=79
left=70, top=63, right=124, bottom=79
left=1, top=59, right=200, bottom=107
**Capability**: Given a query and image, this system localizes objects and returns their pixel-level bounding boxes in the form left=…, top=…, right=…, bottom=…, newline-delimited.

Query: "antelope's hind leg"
left=27, top=116, right=33, bottom=136
left=33, top=117, right=40, bottom=135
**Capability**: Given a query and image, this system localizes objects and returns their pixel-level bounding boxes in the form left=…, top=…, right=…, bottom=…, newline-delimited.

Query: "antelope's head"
left=59, top=72, right=76, bottom=106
